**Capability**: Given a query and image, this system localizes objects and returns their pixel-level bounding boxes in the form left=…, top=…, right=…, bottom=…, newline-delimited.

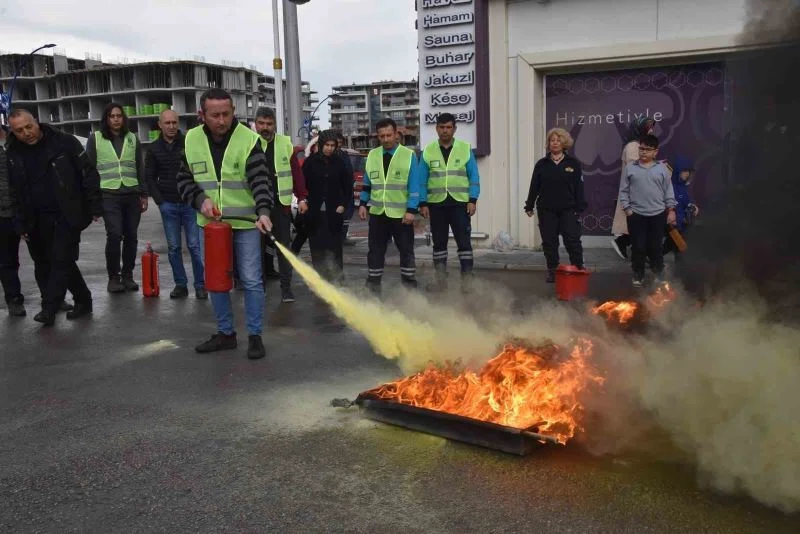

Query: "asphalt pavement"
left=1, top=205, right=796, bottom=533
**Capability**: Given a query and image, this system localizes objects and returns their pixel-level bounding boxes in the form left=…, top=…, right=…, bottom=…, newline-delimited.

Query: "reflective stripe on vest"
left=260, top=134, right=294, bottom=206
left=422, top=139, right=471, bottom=203
left=365, top=145, right=413, bottom=219
left=95, top=131, right=138, bottom=190
left=185, top=123, right=261, bottom=229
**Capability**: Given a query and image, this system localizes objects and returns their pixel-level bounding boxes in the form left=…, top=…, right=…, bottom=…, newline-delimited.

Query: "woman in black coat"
left=301, top=130, right=353, bottom=282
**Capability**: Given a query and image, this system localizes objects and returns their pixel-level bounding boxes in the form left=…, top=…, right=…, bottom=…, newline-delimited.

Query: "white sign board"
left=417, top=0, right=478, bottom=150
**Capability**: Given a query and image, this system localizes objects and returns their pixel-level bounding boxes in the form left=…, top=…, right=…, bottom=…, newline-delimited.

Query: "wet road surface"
left=1, top=207, right=796, bottom=533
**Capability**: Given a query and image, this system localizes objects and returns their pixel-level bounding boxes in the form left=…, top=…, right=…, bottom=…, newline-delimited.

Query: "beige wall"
left=472, top=0, right=751, bottom=249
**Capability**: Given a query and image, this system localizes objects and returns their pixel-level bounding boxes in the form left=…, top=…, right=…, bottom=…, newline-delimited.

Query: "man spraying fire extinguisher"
left=177, top=88, right=274, bottom=360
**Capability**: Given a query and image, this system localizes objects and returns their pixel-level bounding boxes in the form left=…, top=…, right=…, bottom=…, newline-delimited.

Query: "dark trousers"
left=309, top=211, right=344, bottom=282
left=26, top=213, right=91, bottom=313
left=1, top=217, right=50, bottom=304
left=269, top=206, right=292, bottom=289
left=628, top=212, right=667, bottom=278
left=367, top=213, right=416, bottom=285
left=103, top=194, right=141, bottom=278
left=538, top=209, right=584, bottom=269
left=0, top=217, right=26, bottom=303
left=429, top=203, right=473, bottom=276
left=291, top=213, right=308, bottom=255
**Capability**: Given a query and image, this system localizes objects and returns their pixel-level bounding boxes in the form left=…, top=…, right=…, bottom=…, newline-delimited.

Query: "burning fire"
left=368, top=340, right=604, bottom=444
left=591, top=282, right=677, bottom=325
left=647, top=282, right=677, bottom=308
left=591, top=301, right=639, bottom=324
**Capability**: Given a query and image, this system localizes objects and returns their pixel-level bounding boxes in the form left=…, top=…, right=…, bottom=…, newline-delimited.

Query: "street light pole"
left=300, top=93, right=333, bottom=140
left=0, top=43, right=56, bottom=125
left=271, top=0, right=285, bottom=135
left=283, top=0, right=303, bottom=146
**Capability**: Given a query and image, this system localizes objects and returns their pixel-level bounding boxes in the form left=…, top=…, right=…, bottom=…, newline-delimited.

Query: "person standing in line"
left=1, top=125, right=76, bottom=317
left=335, top=131, right=356, bottom=245
left=524, top=128, right=586, bottom=282
left=253, top=107, right=308, bottom=302
left=662, top=155, right=699, bottom=264
left=618, top=134, right=676, bottom=287
left=418, top=113, right=480, bottom=292
left=611, top=116, right=655, bottom=260
left=5, top=109, right=102, bottom=326
left=0, top=125, right=27, bottom=316
left=358, top=118, right=421, bottom=291
left=145, top=109, right=207, bottom=300
left=301, top=129, right=352, bottom=282
left=86, top=103, right=148, bottom=293
left=177, top=89, right=273, bottom=359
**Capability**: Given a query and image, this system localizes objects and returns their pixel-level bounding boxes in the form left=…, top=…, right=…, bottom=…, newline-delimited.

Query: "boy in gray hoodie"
left=618, top=134, right=676, bottom=287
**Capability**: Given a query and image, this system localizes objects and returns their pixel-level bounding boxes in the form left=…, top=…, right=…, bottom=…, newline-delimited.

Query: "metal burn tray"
left=355, top=392, right=559, bottom=456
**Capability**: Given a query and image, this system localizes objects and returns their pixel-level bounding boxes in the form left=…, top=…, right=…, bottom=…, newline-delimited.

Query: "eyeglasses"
left=638, top=146, right=656, bottom=152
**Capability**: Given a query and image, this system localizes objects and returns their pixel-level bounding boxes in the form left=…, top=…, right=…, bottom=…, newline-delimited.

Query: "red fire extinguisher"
left=142, top=242, right=160, bottom=297
left=204, top=208, right=234, bottom=292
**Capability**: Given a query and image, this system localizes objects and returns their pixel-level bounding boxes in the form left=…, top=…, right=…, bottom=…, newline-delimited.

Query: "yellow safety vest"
left=95, top=131, right=139, bottom=190
left=422, top=139, right=471, bottom=204
left=365, top=145, right=413, bottom=219
left=185, top=123, right=261, bottom=229
left=260, top=134, right=294, bottom=206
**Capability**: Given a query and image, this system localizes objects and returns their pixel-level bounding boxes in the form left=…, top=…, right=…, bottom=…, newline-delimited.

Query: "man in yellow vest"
left=86, top=103, right=148, bottom=293
left=176, top=89, right=274, bottom=360
left=358, top=118, right=421, bottom=291
left=419, top=113, right=481, bottom=292
left=253, top=107, right=308, bottom=303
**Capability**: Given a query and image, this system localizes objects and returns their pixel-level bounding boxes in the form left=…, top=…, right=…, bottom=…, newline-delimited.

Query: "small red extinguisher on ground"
left=204, top=208, right=234, bottom=292
left=142, top=242, right=160, bottom=297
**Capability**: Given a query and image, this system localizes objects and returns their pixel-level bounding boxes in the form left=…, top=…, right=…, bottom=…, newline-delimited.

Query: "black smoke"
left=681, top=0, right=800, bottom=316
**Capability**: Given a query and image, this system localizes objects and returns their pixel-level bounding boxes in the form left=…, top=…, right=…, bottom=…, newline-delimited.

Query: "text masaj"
left=554, top=109, right=664, bottom=126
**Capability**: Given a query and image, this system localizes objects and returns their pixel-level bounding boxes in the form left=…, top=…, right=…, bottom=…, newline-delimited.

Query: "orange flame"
left=647, top=282, right=677, bottom=309
left=591, top=301, right=639, bottom=324
left=368, top=340, right=604, bottom=444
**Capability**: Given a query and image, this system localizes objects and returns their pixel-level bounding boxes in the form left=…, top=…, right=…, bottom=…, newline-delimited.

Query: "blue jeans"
left=201, top=227, right=264, bottom=336
left=159, top=202, right=204, bottom=289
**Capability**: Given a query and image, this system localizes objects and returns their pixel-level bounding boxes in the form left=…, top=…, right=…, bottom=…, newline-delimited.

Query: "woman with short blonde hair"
left=524, top=128, right=586, bottom=282
left=544, top=128, right=574, bottom=151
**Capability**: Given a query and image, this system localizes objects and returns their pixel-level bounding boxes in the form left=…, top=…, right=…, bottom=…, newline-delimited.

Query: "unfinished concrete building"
left=1, top=51, right=316, bottom=144
left=330, top=80, right=419, bottom=151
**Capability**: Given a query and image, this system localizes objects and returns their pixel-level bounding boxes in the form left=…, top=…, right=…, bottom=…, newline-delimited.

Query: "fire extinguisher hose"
left=212, top=215, right=277, bottom=243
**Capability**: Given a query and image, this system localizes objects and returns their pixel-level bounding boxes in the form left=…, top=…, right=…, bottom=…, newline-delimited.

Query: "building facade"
left=1, top=51, right=316, bottom=144
left=256, top=74, right=318, bottom=133
left=329, top=80, right=419, bottom=151
left=417, top=0, right=768, bottom=249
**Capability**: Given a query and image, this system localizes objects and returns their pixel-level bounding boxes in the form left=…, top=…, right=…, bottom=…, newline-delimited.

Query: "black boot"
left=195, top=332, right=237, bottom=353
left=121, top=275, right=139, bottom=292
left=247, top=335, right=266, bottom=359
left=107, top=275, right=125, bottom=293
left=546, top=269, right=556, bottom=283
left=7, top=297, right=26, bottom=317
left=66, top=300, right=93, bottom=320
left=33, top=309, right=56, bottom=326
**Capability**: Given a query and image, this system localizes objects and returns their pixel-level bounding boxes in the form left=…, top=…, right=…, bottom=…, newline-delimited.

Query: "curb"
left=340, top=255, right=628, bottom=274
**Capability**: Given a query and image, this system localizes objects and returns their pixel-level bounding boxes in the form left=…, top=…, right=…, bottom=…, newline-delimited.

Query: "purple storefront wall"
left=545, top=62, right=727, bottom=236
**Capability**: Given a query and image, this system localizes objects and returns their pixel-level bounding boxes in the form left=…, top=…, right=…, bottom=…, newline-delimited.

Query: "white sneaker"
left=632, top=277, right=644, bottom=288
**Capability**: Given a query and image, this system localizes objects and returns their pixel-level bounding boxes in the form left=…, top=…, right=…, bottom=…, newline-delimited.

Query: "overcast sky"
left=0, top=0, right=419, bottom=127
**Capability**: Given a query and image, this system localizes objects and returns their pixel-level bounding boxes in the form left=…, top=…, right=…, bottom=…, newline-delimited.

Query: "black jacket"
left=145, top=132, right=184, bottom=204
left=301, top=152, right=353, bottom=230
left=525, top=152, right=587, bottom=213
left=6, top=124, right=102, bottom=233
left=0, top=143, right=11, bottom=218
